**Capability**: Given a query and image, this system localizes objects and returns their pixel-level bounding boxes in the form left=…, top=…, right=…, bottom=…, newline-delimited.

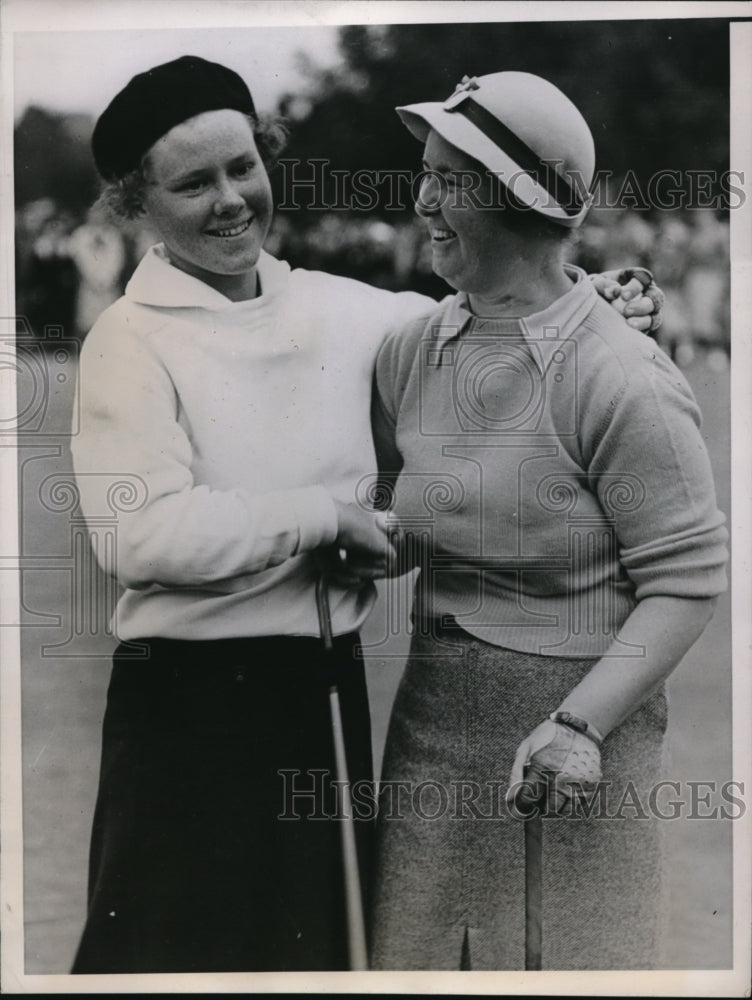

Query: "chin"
left=434, top=269, right=461, bottom=291
left=215, top=247, right=262, bottom=274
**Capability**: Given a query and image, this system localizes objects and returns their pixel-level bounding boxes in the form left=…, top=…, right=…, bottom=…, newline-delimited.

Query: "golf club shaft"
left=316, top=575, right=368, bottom=970
left=524, top=812, right=543, bottom=970
left=329, top=684, right=368, bottom=970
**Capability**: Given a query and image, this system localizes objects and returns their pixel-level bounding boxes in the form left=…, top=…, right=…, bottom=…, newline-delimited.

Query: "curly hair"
left=94, top=113, right=288, bottom=221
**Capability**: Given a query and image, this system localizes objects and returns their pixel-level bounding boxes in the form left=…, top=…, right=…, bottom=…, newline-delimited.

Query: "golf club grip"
left=524, top=814, right=543, bottom=970
left=329, top=686, right=369, bottom=971
left=316, top=575, right=334, bottom=651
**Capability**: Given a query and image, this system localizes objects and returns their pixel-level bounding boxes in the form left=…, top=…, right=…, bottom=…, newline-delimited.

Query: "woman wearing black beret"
left=70, top=55, right=664, bottom=973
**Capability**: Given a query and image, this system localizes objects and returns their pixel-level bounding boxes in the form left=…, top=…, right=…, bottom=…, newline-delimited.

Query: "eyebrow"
left=421, top=159, right=461, bottom=173
left=168, top=153, right=256, bottom=186
left=227, top=152, right=256, bottom=166
left=170, top=168, right=208, bottom=185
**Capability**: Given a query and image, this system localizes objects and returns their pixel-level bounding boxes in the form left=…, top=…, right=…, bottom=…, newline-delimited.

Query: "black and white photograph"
left=1, top=1, right=750, bottom=994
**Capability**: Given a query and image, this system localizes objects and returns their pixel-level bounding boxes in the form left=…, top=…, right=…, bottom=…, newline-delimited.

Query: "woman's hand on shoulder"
left=591, top=267, right=665, bottom=334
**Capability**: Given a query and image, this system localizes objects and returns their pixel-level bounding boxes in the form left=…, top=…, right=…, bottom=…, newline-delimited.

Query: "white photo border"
left=1, top=1, right=750, bottom=995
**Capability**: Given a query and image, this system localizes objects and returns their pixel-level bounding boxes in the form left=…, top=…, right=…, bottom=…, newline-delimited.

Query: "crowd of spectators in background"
left=16, top=196, right=730, bottom=371
left=573, top=206, right=730, bottom=370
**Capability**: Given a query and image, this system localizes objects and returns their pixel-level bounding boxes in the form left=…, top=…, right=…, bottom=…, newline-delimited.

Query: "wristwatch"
left=549, top=711, right=604, bottom=747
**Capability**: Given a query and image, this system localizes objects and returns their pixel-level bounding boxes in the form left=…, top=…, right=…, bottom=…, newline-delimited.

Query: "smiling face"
left=141, top=109, right=273, bottom=301
left=416, top=129, right=532, bottom=298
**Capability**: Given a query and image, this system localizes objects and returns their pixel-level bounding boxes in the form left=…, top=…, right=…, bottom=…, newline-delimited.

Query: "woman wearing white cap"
left=70, top=56, right=663, bottom=972
left=368, top=73, right=727, bottom=969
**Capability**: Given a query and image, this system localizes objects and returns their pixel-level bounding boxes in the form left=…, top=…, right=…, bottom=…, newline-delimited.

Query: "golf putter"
left=315, top=574, right=369, bottom=971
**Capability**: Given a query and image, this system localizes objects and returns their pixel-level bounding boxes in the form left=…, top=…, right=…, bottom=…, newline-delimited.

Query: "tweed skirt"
left=369, top=622, right=668, bottom=971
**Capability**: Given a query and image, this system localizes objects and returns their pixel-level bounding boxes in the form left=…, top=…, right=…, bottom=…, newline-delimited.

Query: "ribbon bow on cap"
left=443, top=75, right=480, bottom=109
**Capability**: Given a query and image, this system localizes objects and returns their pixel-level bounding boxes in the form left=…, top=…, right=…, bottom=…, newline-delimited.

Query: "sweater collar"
left=431, top=264, right=598, bottom=373
left=125, top=244, right=291, bottom=309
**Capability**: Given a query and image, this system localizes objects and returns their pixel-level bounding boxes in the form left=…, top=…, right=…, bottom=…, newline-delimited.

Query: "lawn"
left=16, top=349, right=733, bottom=973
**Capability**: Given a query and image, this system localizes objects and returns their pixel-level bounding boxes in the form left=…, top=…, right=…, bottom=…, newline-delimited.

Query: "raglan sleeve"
left=70, top=313, right=338, bottom=589
left=586, top=346, right=728, bottom=601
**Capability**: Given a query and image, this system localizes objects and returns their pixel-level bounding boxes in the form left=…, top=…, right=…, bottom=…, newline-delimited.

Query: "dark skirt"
left=370, top=622, right=668, bottom=971
left=71, top=633, right=373, bottom=973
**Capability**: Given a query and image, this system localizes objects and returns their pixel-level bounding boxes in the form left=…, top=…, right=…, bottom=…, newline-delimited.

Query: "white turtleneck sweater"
left=71, top=245, right=433, bottom=641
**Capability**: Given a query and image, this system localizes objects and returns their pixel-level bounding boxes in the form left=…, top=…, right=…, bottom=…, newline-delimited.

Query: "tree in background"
left=15, top=106, right=99, bottom=214
left=13, top=18, right=733, bottom=323
left=277, top=19, right=729, bottom=219
left=13, top=19, right=730, bottom=224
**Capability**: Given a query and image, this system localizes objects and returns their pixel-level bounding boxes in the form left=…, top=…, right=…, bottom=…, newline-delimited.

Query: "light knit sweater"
left=71, top=245, right=432, bottom=641
left=373, top=266, right=728, bottom=656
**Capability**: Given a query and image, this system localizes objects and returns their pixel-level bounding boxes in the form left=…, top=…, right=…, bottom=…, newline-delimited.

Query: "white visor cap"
left=397, top=71, right=596, bottom=228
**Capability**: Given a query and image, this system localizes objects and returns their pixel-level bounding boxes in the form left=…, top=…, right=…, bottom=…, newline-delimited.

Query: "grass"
left=16, top=350, right=732, bottom=973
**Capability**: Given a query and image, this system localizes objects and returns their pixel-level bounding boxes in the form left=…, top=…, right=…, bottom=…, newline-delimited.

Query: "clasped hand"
left=506, top=719, right=602, bottom=818
left=316, top=501, right=397, bottom=587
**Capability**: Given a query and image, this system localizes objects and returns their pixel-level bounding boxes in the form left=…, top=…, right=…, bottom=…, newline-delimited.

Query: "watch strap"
left=549, top=711, right=604, bottom=747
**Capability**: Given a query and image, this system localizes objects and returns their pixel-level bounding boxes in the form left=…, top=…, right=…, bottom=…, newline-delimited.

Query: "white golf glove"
left=507, top=718, right=602, bottom=817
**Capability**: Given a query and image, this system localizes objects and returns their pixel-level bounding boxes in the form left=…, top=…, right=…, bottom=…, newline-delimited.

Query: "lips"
left=430, top=226, right=456, bottom=243
left=205, top=218, right=252, bottom=238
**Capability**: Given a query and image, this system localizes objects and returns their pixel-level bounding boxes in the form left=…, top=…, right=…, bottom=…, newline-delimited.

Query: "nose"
left=415, top=171, right=445, bottom=218
left=213, top=176, right=245, bottom=216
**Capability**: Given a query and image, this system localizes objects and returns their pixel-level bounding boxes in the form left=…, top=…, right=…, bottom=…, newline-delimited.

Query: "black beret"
left=92, top=55, right=256, bottom=180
